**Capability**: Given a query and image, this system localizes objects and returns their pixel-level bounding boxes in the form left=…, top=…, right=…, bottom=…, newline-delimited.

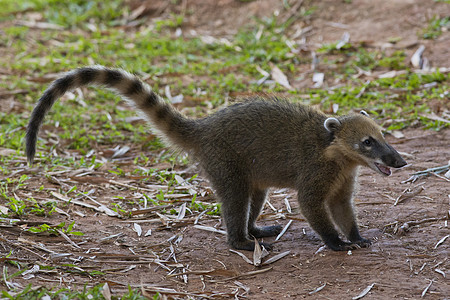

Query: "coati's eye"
left=363, top=139, right=372, bottom=146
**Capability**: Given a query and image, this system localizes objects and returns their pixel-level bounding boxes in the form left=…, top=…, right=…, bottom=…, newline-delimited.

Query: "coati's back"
left=191, top=100, right=332, bottom=188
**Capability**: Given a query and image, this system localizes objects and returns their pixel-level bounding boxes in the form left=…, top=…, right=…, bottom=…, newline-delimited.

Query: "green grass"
left=1, top=283, right=149, bottom=299
left=422, top=16, right=450, bottom=39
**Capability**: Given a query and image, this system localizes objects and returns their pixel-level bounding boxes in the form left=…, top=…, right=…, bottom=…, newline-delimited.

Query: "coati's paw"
left=326, top=240, right=360, bottom=251
left=229, top=239, right=274, bottom=251
left=249, top=225, right=282, bottom=238
left=354, top=237, right=372, bottom=248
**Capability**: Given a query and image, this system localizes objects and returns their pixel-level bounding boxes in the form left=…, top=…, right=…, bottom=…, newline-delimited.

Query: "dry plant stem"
left=403, top=164, right=450, bottom=183
left=396, top=215, right=448, bottom=235
left=394, top=185, right=424, bottom=206
left=421, top=280, right=433, bottom=298
left=0, top=238, right=47, bottom=261
left=55, top=229, right=80, bottom=249
left=209, top=267, right=273, bottom=283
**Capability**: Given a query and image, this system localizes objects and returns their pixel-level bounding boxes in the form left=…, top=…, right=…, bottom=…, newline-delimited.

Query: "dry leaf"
left=309, top=283, right=326, bottom=295
left=253, top=238, right=262, bottom=266
left=434, top=268, right=445, bottom=278
left=0, top=205, right=8, bottom=214
left=133, top=223, right=142, bottom=237
left=15, top=20, right=64, bottom=30
left=421, top=280, right=433, bottom=298
left=312, top=73, right=324, bottom=88
left=390, top=130, right=405, bottom=139
left=434, top=235, right=449, bottom=249
left=229, top=249, right=253, bottom=265
left=275, top=220, right=293, bottom=241
left=270, top=64, right=293, bottom=90
left=394, top=186, right=424, bottom=206
left=111, top=145, right=130, bottom=158
left=193, top=224, right=227, bottom=235
left=411, top=45, right=425, bottom=68
left=332, top=103, right=339, bottom=114
left=22, top=265, right=39, bottom=280
left=176, top=203, right=186, bottom=220
left=352, top=283, right=375, bottom=300
left=336, top=32, right=350, bottom=49
left=101, top=282, right=112, bottom=300
left=263, top=250, right=291, bottom=265
left=284, top=197, right=291, bottom=213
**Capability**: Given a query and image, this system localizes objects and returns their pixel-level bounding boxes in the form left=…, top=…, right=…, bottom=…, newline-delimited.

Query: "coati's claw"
left=327, top=238, right=372, bottom=251
left=326, top=240, right=359, bottom=251
left=355, top=238, right=372, bottom=248
left=249, top=225, right=282, bottom=238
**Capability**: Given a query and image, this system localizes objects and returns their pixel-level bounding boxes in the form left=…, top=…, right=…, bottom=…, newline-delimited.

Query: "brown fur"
left=26, top=66, right=407, bottom=251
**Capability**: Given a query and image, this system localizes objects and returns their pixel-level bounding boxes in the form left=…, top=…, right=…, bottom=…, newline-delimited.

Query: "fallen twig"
left=402, top=163, right=450, bottom=183
left=275, top=220, right=293, bottom=241
left=352, top=283, right=375, bottom=300
left=229, top=249, right=253, bottom=265
left=51, top=192, right=119, bottom=217
left=309, top=283, right=326, bottom=295
left=209, top=267, right=273, bottom=282
left=193, top=224, right=227, bottom=235
left=55, top=229, right=80, bottom=249
left=434, top=235, right=449, bottom=249
left=262, top=250, right=291, bottom=265
left=394, top=186, right=424, bottom=206
left=166, top=268, right=238, bottom=278
left=421, top=279, right=433, bottom=298
left=396, top=216, right=448, bottom=235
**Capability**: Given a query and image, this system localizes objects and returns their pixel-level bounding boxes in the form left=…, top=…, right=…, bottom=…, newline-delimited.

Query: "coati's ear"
left=324, top=117, right=341, bottom=133
left=360, top=110, right=369, bottom=117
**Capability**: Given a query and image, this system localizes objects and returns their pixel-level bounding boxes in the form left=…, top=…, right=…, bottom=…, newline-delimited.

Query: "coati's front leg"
left=327, top=180, right=371, bottom=248
left=297, top=189, right=358, bottom=251
left=248, top=188, right=282, bottom=238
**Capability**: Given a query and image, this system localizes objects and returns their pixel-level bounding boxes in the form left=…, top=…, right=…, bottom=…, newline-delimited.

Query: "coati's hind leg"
left=327, top=183, right=371, bottom=248
left=213, top=180, right=273, bottom=251
left=248, top=188, right=282, bottom=238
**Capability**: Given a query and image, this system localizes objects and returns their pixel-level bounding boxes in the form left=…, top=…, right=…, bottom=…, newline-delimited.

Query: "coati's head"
left=324, top=111, right=407, bottom=176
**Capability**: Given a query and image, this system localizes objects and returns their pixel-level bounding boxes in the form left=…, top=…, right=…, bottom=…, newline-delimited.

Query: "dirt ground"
left=140, top=0, right=450, bottom=67
left=1, top=0, right=449, bottom=299
left=3, top=128, right=449, bottom=299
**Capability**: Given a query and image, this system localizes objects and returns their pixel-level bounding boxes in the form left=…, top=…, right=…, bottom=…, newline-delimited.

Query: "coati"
left=26, top=66, right=407, bottom=251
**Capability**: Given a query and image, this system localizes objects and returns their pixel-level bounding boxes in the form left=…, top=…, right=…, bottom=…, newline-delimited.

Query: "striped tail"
left=26, top=66, right=195, bottom=164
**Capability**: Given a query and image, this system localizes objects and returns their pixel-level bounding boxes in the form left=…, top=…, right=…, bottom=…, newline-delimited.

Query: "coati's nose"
left=383, top=143, right=407, bottom=168
left=393, top=156, right=407, bottom=168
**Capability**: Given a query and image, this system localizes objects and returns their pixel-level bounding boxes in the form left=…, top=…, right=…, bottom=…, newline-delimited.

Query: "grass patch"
left=1, top=283, right=148, bottom=299
left=422, top=15, right=450, bottom=39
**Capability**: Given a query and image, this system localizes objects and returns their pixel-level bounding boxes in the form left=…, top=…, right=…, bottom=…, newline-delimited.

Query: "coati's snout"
left=381, top=143, right=407, bottom=168
left=368, top=141, right=407, bottom=176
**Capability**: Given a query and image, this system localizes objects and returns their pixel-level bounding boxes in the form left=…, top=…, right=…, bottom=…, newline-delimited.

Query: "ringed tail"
left=25, top=66, right=194, bottom=164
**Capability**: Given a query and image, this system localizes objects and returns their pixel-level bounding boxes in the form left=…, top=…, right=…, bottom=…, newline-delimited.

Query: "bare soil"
left=1, top=0, right=449, bottom=299
left=3, top=128, right=449, bottom=299
left=139, top=0, right=450, bottom=67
